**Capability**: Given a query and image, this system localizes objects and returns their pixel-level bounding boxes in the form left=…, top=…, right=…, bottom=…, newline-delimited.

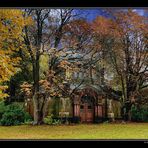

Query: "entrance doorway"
left=80, top=95, right=94, bottom=123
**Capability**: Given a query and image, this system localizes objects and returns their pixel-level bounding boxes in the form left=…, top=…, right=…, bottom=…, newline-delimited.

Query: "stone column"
left=98, top=105, right=103, bottom=117
left=108, top=100, right=115, bottom=122
left=73, top=95, right=80, bottom=117
left=74, top=104, right=80, bottom=117
left=95, top=105, right=98, bottom=117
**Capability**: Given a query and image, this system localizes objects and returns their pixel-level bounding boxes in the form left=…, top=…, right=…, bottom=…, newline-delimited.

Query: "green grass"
left=0, top=123, right=148, bottom=139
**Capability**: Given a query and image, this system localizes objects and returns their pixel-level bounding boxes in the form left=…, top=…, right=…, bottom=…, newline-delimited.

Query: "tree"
left=92, top=9, right=148, bottom=120
left=109, top=10, right=148, bottom=100
left=23, top=9, right=78, bottom=124
left=23, top=9, right=51, bottom=124
left=0, top=9, right=31, bottom=99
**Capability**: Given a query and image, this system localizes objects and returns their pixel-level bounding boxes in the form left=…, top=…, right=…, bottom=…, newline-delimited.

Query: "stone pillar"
left=108, top=100, right=115, bottom=122
left=98, top=105, right=103, bottom=117
left=74, top=104, right=77, bottom=116
left=95, top=105, right=98, bottom=117
left=108, top=100, right=112, bottom=113
left=74, top=104, right=80, bottom=117
left=73, top=95, right=80, bottom=117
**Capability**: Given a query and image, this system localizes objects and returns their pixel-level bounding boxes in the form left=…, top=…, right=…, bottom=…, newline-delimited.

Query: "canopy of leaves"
left=0, top=9, right=32, bottom=99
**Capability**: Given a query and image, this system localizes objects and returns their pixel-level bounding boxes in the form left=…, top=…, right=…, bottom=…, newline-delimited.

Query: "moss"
left=112, top=100, right=121, bottom=118
left=48, top=97, right=73, bottom=117
left=52, top=97, right=60, bottom=117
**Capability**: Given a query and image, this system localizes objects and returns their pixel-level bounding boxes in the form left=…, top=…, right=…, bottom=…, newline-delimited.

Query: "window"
left=88, top=106, right=92, bottom=109
left=80, top=105, right=84, bottom=109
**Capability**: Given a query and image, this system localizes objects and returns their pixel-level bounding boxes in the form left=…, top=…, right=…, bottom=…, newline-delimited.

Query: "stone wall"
left=111, top=100, right=122, bottom=118
left=48, top=97, right=73, bottom=117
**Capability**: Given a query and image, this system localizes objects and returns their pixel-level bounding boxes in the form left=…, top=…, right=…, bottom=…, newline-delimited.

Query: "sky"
left=75, top=8, right=147, bottom=22
left=49, top=8, right=147, bottom=24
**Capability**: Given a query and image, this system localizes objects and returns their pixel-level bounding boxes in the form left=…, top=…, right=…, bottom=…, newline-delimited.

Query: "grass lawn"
left=0, top=123, right=148, bottom=139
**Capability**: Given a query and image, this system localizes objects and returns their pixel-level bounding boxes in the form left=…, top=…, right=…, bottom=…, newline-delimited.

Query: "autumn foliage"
left=0, top=9, right=147, bottom=123
left=0, top=9, right=32, bottom=98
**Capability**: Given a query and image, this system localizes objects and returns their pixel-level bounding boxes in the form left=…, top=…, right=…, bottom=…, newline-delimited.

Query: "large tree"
left=23, top=9, right=51, bottom=124
left=92, top=9, right=148, bottom=119
left=0, top=9, right=31, bottom=99
left=23, top=9, right=80, bottom=124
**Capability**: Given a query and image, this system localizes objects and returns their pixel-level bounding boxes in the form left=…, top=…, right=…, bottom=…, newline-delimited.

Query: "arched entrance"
left=80, top=94, right=95, bottom=123
left=73, top=86, right=104, bottom=123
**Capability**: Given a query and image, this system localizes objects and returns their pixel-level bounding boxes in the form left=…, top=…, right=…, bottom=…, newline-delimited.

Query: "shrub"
left=72, top=117, right=80, bottom=123
left=43, top=114, right=61, bottom=125
left=43, top=114, right=53, bottom=125
left=0, top=102, right=33, bottom=126
left=131, top=105, right=148, bottom=122
left=0, top=111, right=24, bottom=126
left=52, top=119, right=61, bottom=125
left=0, top=101, right=6, bottom=119
left=24, top=112, right=33, bottom=123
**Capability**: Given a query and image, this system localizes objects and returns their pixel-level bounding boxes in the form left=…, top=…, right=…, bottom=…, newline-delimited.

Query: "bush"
left=72, top=117, right=80, bottom=123
left=43, top=114, right=53, bottom=125
left=0, top=102, right=33, bottom=126
left=43, top=114, right=61, bottom=125
left=0, top=101, right=6, bottom=119
left=131, top=105, right=148, bottom=122
left=24, top=112, right=33, bottom=123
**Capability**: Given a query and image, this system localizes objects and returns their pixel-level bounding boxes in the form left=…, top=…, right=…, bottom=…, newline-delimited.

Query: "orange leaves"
left=65, top=19, right=91, bottom=35
left=20, top=82, right=33, bottom=97
left=39, top=80, right=51, bottom=90
left=92, top=16, right=112, bottom=36
left=0, top=86, right=8, bottom=91
left=0, top=93, right=9, bottom=99
left=92, top=9, right=148, bottom=40
left=59, top=60, right=70, bottom=69
left=39, top=73, right=63, bottom=98
left=62, top=19, right=92, bottom=50
left=114, top=10, right=148, bottom=37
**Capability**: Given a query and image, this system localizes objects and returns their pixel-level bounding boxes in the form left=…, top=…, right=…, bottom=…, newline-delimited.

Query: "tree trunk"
left=32, top=52, right=40, bottom=125
left=33, top=93, right=40, bottom=125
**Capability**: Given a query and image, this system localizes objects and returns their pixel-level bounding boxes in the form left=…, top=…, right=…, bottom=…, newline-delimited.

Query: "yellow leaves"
left=0, top=86, right=9, bottom=99
left=0, top=9, right=32, bottom=98
left=65, top=68, right=72, bottom=80
left=0, top=10, right=24, bottom=36
left=0, top=86, right=8, bottom=91
left=0, top=93, right=9, bottom=99
left=24, top=16, right=34, bottom=26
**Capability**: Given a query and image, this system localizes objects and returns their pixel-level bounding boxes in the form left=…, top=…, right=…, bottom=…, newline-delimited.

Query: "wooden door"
left=80, top=103, right=94, bottom=123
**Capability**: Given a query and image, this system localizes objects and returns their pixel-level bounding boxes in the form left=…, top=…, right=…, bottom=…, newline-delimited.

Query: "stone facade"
left=46, top=85, right=122, bottom=123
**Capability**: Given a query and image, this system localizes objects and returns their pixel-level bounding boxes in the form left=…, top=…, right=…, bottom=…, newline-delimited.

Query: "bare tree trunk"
left=32, top=57, right=40, bottom=124
left=33, top=93, right=40, bottom=124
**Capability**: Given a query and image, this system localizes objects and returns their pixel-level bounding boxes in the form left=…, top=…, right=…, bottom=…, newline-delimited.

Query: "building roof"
left=78, top=84, right=104, bottom=94
left=73, top=84, right=122, bottom=101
